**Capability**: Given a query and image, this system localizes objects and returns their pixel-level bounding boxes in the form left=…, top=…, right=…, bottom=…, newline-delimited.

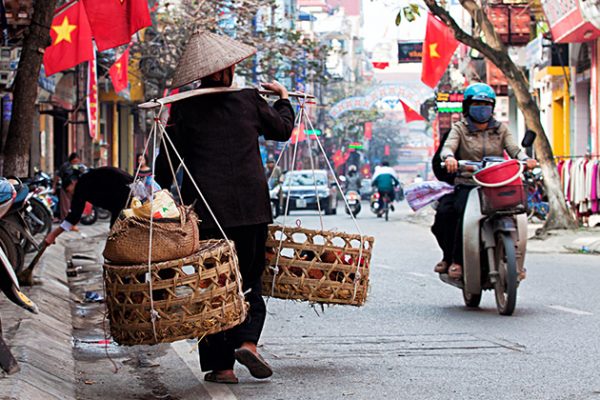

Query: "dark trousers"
left=378, top=189, right=395, bottom=208
left=431, top=185, right=474, bottom=265
left=198, top=223, right=268, bottom=372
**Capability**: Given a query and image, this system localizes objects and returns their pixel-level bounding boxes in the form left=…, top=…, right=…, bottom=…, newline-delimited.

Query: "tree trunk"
left=3, top=0, right=57, bottom=177
left=423, top=0, right=577, bottom=231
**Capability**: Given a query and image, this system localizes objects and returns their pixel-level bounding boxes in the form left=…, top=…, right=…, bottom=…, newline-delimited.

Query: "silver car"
left=279, top=170, right=338, bottom=215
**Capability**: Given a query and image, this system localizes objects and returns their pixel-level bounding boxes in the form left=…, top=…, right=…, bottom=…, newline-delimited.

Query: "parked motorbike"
left=22, top=171, right=54, bottom=236
left=344, top=190, right=361, bottom=217
left=0, top=178, right=38, bottom=312
left=0, top=178, right=44, bottom=272
left=0, top=177, right=38, bottom=375
left=80, top=202, right=99, bottom=225
left=439, top=158, right=529, bottom=316
left=524, top=167, right=549, bottom=221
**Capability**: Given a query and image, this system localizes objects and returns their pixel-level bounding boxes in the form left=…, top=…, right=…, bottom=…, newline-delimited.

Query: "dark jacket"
left=65, top=167, right=133, bottom=226
left=155, top=88, right=295, bottom=229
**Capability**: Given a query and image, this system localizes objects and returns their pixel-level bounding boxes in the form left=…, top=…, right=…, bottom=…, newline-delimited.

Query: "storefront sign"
left=435, top=91, right=463, bottom=113
left=38, top=65, right=57, bottom=94
left=542, top=0, right=600, bottom=42
left=579, top=0, right=600, bottom=29
left=397, top=42, right=423, bottom=64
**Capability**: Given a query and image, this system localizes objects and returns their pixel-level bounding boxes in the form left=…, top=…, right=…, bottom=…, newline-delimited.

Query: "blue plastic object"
left=464, top=82, right=496, bottom=103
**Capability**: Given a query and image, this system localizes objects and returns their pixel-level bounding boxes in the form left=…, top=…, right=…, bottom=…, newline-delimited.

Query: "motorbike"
left=0, top=178, right=44, bottom=272
left=438, top=158, right=529, bottom=316
left=80, top=202, right=99, bottom=225
left=524, top=167, right=549, bottom=221
left=22, top=171, right=54, bottom=236
left=344, top=190, right=361, bottom=216
left=370, top=190, right=393, bottom=221
left=0, top=178, right=38, bottom=312
left=0, top=177, right=38, bottom=375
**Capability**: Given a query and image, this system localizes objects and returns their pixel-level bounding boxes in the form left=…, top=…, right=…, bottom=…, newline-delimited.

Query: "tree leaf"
left=403, top=7, right=416, bottom=23
left=410, top=4, right=420, bottom=16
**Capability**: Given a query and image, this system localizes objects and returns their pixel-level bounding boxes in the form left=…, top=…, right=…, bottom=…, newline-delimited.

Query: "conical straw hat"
left=171, top=30, right=257, bottom=88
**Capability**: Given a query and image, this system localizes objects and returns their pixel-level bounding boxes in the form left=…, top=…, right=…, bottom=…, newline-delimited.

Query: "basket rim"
left=269, top=224, right=375, bottom=243
left=103, top=239, right=233, bottom=270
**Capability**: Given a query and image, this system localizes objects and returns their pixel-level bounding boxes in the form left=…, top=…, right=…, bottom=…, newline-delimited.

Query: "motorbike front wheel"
left=28, top=197, right=53, bottom=236
left=462, top=289, right=482, bottom=308
left=493, top=232, right=518, bottom=316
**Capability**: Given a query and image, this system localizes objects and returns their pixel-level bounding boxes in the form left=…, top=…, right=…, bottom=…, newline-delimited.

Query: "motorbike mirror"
left=522, top=130, right=537, bottom=147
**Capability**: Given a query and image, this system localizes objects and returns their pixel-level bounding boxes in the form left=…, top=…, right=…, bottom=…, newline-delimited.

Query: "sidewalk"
left=0, top=224, right=107, bottom=400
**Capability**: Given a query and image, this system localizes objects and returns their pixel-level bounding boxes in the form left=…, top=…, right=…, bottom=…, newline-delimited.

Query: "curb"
left=0, top=242, right=76, bottom=400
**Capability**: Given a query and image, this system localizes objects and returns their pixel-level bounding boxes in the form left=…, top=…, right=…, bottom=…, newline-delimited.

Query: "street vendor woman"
left=44, top=166, right=134, bottom=245
left=155, top=31, right=295, bottom=384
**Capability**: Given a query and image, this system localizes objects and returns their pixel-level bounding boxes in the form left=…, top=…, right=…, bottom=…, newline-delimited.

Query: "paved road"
left=71, top=203, right=600, bottom=400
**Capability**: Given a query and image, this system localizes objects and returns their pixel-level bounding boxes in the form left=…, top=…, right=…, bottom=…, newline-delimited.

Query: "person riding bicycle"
left=433, top=82, right=537, bottom=280
left=372, top=161, right=400, bottom=212
left=345, top=165, right=362, bottom=193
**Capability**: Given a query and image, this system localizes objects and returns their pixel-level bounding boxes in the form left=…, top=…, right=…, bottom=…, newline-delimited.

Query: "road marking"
left=377, top=264, right=395, bottom=270
left=548, top=305, right=593, bottom=316
left=172, top=340, right=238, bottom=400
left=408, top=272, right=429, bottom=278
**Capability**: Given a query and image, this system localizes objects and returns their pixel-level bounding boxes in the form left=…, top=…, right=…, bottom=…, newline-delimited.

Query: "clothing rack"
left=555, top=155, right=600, bottom=159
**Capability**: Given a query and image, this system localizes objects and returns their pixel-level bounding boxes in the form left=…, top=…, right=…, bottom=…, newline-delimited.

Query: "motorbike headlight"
left=318, top=190, right=329, bottom=198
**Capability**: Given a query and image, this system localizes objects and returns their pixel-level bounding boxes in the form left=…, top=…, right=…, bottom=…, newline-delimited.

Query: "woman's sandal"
left=204, top=372, right=239, bottom=384
left=434, top=261, right=449, bottom=274
left=448, top=263, right=463, bottom=280
left=235, top=348, right=273, bottom=379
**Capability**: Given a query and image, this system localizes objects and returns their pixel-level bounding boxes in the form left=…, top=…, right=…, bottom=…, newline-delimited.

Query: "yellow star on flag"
left=429, top=43, right=440, bottom=58
left=52, top=16, right=77, bottom=45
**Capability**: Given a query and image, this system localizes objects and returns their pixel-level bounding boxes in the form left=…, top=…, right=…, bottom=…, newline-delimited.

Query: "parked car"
left=279, top=170, right=338, bottom=215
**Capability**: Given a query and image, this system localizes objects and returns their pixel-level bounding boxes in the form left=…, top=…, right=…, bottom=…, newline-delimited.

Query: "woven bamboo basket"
left=103, top=206, right=200, bottom=265
left=262, top=225, right=374, bottom=306
left=103, top=239, right=247, bottom=346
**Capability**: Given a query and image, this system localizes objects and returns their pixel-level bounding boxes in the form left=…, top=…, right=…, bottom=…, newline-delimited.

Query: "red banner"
left=364, top=122, right=372, bottom=140
left=87, top=57, right=98, bottom=139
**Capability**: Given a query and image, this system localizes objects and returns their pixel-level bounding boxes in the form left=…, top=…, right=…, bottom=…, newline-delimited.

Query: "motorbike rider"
left=265, top=156, right=282, bottom=189
left=371, top=161, right=400, bottom=211
left=345, top=165, right=362, bottom=193
left=434, top=82, right=537, bottom=279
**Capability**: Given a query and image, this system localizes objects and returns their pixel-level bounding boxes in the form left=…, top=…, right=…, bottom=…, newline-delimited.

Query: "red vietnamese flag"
left=291, top=123, right=306, bottom=144
left=399, top=100, right=426, bottom=123
left=43, top=1, right=94, bottom=76
left=421, top=13, right=459, bottom=88
left=82, top=0, right=151, bottom=52
left=109, top=48, right=129, bottom=93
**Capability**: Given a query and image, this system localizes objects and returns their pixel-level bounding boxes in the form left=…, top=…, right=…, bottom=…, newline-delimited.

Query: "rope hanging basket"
left=103, top=239, right=247, bottom=346
left=263, top=225, right=374, bottom=306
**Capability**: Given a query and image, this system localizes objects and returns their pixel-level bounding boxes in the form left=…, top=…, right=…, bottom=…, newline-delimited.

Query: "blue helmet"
left=464, top=82, right=496, bottom=104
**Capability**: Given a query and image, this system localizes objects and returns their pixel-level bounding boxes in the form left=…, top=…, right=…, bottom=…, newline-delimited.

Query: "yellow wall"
left=536, top=66, right=571, bottom=156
